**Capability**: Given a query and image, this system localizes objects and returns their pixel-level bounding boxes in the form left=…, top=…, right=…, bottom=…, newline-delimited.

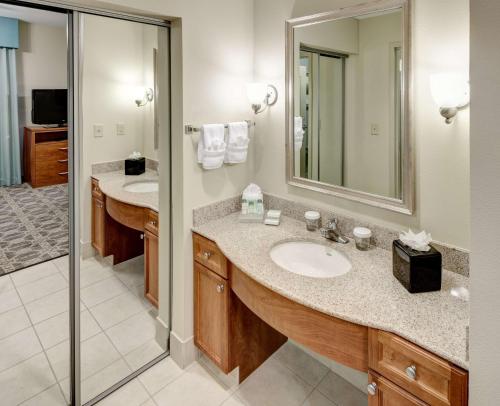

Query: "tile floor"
left=0, top=255, right=165, bottom=405
left=95, top=341, right=367, bottom=406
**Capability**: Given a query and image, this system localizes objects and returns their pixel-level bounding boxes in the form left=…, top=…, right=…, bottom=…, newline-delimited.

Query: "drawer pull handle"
left=58, top=171, right=69, bottom=176
left=58, top=159, right=68, bottom=163
left=406, top=365, right=417, bottom=380
left=216, top=284, right=224, bottom=293
left=367, top=382, right=377, bottom=396
left=150, top=220, right=157, bottom=226
left=202, top=251, right=212, bottom=260
left=58, top=147, right=68, bottom=151
left=96, top=203, right=103, bottom=209
left=93, top=187, right=100, bottom=192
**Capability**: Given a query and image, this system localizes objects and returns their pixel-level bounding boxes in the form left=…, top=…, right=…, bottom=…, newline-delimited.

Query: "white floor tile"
left=24, top=288, right=70, bottom=324
left=317, top=371, right=367, bottom=406
left=20, top=384, right=67, bottom=406
left=106, top=310, right=158, bottom=356
left=235, top=357, right=313, bottom=406
left=0, top=306, right=31, bottom=340
left=46, top=332, right=121, bottom=381
left=80, top=264, right=114, bottom=288
left=112, top=257, right=144, bottom=289
left=138, top=357, right=184, bottom=395
left=81, top=277, right=128, bottom=308
left=0, top=353, right=56, bottom=405
left=124, top=339, right=166, bottom=371
left=97, top=378, right=150, bottom=406
left=90, top=291, right=149, bottom=330
left=0, top=289, right=22, bottom=314
left=61, top=359, right=132, bottom=404
left=34, top=309, right=101, bottom=350
left=273, top=341, right=329, bottom=386
left=153, top=362, right=232, bottom=406
left=302, top=390, right=336, bottom=406
left=0, top=275, right=14, bottom=294
left=140, top=399, right=157, bottom=406
left=10, top=261, right=60, bottom=287
left=52, top=256, right=69, bottom=273
left=17, top=273, right=68, bottom=304
left=0, top=328, right=43, bottom=372
left=222, top=396, right=247, bottom=406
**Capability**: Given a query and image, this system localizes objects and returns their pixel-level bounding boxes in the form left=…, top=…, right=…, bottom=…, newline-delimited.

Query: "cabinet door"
left=91, top=197, right=105, bottom=256
left=144, top=230, right=159, bottom=308
left=368, top=372, right=428, bottom=406
left=194, top=262, right=230, bottom=372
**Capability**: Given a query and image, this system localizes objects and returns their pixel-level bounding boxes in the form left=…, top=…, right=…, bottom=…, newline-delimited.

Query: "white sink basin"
left=270, top=241, right=351, bottom=278
left=123, top=180, right=159, bottom=193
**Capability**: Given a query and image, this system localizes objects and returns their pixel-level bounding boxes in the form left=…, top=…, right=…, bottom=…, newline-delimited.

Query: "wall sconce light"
left=135, top=87, right=154, bottom=107
left=246, top=83, right=278, bottom=114
left=430, top=73, right=470, bottom=124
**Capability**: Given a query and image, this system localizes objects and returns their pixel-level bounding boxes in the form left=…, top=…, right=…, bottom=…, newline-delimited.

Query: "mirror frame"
left=285, top=0, right=414, bottom=215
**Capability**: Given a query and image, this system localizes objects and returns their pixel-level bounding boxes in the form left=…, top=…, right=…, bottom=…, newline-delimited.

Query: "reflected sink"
left=123, top=180, right=159, bottom=193
left=270, top=241, right=352, bottom=278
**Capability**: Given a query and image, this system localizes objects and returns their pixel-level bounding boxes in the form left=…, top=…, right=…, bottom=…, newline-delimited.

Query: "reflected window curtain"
left=0, top=47, right=21, bottom=186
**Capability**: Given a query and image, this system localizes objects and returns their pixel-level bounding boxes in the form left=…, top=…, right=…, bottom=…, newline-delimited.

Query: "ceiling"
left=0, top=3, right=66, bottom=27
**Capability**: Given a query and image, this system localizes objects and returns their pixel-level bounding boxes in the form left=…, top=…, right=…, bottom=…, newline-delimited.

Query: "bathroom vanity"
left=192, top=214, right=469, bottom=405
left=91, top=173, right=159, bottom=307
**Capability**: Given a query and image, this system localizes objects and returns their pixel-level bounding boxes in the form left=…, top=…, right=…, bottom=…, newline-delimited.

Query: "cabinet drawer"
left=369, top=329, right=468, bottom=406
left=91, top=178, right=103, bottom=199
left=193, top=233, right=227, bottom=279
left=368, top=371, right=427, bottom=406
left=144, top=209, right=159, bottom=235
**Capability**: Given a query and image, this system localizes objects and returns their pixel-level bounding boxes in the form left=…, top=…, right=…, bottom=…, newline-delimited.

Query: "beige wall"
left=16, top=20, right=67, bottom=141
left=470, top=0, right=500, bottom=403
left=80, top=15, right=157, bottom=245
left=254, top=0, right=470, bottom=250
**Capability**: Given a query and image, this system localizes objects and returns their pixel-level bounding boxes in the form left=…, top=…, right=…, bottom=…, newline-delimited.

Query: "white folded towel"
left=294, top=116, right=305, bottom=151
left=224, top=121, right=249, bottom=164
left=197, top=124, right=226, bottom=170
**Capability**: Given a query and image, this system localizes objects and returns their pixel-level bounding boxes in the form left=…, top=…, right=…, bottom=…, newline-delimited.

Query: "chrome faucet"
left=320, top=218, right=349, bottom=244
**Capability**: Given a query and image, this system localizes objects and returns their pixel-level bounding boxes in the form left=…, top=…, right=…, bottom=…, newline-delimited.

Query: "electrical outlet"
left=370, top=123, right=380, bottom=136
left=116, top=123, right=126, bottom=136
left=93, top=124, right=104, bottom=138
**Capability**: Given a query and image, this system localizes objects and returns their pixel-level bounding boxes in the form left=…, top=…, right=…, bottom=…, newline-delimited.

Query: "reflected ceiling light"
left=430, top=73, right=470, bottom=124
left=246, top=83, right=278, bottom=114
left=135, top=87, right=154, bottom=107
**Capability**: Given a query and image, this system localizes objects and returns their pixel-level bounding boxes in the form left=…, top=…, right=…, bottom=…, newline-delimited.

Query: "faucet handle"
left=326, top=218, right=338, bottom=229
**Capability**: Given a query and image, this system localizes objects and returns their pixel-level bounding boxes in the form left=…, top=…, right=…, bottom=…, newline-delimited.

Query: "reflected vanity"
left=286, top=0, right=413, bottom=214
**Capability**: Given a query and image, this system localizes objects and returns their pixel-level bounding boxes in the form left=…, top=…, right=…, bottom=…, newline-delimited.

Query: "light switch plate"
left=116, top=123, right=126, bottom=136
left=93, top=124, right=104, bottom=138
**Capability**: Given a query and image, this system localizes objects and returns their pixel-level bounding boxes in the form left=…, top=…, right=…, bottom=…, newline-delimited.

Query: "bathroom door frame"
left=1, top=2, right=172, bottom=405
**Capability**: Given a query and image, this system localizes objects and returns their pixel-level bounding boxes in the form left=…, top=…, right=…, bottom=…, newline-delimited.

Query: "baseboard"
left=80, top=241, right=95, bottom=259
left=169, top=331, right=197, bottom=369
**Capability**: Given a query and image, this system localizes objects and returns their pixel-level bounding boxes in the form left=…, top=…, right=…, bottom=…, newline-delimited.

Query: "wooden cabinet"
left=369, top=329, right=468, bottom=406
left=24, top=126, right=68, bottom=187
left=91, top=195, right=106, bottom=256
left=368, top=372, right=427, bottom=406
left=194, top=262, right=230, bottom=372
left=145, top=229, right=159, bottom=307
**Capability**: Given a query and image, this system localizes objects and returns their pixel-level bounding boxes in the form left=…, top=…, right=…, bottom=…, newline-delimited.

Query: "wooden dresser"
left=23, top=126, right=68, bottom=188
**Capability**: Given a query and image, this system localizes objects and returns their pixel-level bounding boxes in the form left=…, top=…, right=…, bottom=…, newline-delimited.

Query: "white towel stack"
left=224, top=121, right=249, bottom=164
left=197, top=124, right=226, bottom=170
left=294, top=116, right=305, bottom=151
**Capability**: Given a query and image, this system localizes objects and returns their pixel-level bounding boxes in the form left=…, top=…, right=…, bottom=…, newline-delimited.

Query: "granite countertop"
left=92, top=170, right=159, bottom=212
left=193, top=213, right=470, bottom=370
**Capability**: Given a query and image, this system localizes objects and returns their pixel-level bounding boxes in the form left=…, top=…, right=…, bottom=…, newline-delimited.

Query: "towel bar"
left=184, top=120, right=255, bottom=135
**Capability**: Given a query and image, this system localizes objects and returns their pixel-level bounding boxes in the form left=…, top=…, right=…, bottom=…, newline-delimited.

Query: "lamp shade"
left=430, top=73, right=469, bottom=108
left=246, top=83, right=267, bottom=105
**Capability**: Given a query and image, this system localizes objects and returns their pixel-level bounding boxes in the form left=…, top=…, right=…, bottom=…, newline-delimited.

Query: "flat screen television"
left=31, top=89, right=68, bottom=126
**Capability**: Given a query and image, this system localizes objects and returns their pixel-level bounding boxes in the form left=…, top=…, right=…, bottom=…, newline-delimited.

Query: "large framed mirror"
left=286, top=0, right=413, bottom=214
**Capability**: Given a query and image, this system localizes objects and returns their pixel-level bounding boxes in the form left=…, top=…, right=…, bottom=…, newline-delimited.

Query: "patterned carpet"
left=0, top=183, right=68, bottom=275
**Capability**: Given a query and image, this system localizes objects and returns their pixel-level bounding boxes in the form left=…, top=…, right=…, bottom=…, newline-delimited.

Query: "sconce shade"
left=246, top=83, right=268, bottom=105
left=430, top=73, right=469, bottom=108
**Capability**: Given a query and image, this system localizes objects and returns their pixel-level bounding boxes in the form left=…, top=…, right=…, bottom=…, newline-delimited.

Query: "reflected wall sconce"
left=246, top=83, right=278, bottom=114
left=135, top=87, right=154, bottom=107
left=430, top=73, right=470, bottom=124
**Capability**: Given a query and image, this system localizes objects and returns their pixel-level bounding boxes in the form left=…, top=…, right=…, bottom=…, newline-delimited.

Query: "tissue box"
left=392, top=239, right=442, bottom=293
left=125, top=157, right=145, bottom=175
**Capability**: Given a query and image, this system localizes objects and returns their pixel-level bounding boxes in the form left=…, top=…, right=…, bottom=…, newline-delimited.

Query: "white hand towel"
left=224, top=121, right=249, bottom=164
left=294, top=116, right=304, bottom=151
left=197, top=124, right=226, bottom=170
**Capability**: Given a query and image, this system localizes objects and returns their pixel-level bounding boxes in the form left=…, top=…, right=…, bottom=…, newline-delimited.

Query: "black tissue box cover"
left=125, top=157, right=145, bottom=175
left=392, top=239, right=442, bottom=293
